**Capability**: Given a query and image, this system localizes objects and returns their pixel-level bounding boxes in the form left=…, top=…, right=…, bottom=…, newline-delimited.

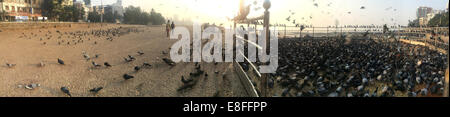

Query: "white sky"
left=86, top=0, right=449, bottom=27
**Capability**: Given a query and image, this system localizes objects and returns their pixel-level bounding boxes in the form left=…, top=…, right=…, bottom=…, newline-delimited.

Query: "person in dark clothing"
left=171, top=22, right=175, bottom=34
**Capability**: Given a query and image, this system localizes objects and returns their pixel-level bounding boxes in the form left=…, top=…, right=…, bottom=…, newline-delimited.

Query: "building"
left=91, top=0, right=123, bottom=22
left=417, top=6, right=433, bottom=19
left=61, top=0, right=74, bottom=6
left=111, top=0, right=123, bottom=17
left=0, top=0, right=44, bottom=21
left=74, top=0, right=89, bottom=22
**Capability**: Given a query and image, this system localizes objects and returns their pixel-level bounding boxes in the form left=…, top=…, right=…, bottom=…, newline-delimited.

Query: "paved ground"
left=0, top=24, right=248, bottom=97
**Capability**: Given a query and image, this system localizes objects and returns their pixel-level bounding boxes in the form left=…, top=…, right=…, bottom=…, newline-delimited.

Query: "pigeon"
left=57, top=58, right=65, bottom=65
left=416, top=77, right=421, bottom=84
left=181, top=76, right=193, bottom=84
left=39, top=62, right=45, bottom=67
left=104, top=62, right=112, bottom=67
left=83, top=54, right=90, bottom=60
left=360, top=6, right=365, bottom=9
left=92, top=62, right=101, bottom=67
left=25, top=84, right=40, bottom=90
left=281, top=88, right=291, bottom=97
left=143, top=62, right=152, bottom=67
left=162, top=58, right=176, bottom=66
left=6, top=63, right=16, bottom=68
left=128, top=55, right=136, bottom=60
left=124, top=57, right=133, bottom=62
left=328, top=92, right=339, bottom=97
left=137, top=51, right=144, bottom=55
left=61, top=87, right=72, bottom=97
left=134, top=66, right=141, bottom=71
left=268, top=78, right=274, bottom=88
left=89, top=87, right=104, bottom=93
left=123, top=74, right=135, bottom=80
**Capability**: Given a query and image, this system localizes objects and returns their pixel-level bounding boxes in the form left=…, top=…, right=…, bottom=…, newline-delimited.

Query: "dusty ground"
left=0, top=24, right=248, bottom=97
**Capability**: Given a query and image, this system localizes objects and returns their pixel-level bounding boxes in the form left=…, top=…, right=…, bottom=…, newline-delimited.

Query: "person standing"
left=171, top=21, right=175, bottom=34
left=166, top=20, right=171, bottom=37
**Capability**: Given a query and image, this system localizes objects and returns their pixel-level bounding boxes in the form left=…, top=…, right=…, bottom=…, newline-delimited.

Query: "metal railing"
left=233, top=33, right=264, bottom=97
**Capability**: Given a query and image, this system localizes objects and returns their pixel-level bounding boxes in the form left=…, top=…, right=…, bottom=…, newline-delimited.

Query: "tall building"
left=74, top=0, right=89, bottom=22
left=111, top=0, right=123, bottom=17
left=417, top=6, right=433, bottom=19
left=91, top=0, right=123, bottom=22
left=0, top=0, right=44, bottom=21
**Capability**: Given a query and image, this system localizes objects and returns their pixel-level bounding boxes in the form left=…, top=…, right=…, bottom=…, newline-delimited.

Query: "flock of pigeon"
left=267, top=36, right=447, bottom=97
left=13, top=26, right=156, bottom=97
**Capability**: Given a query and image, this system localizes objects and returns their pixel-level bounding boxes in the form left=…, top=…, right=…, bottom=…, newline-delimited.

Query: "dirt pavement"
left=0, top=24, right=247, bottom=97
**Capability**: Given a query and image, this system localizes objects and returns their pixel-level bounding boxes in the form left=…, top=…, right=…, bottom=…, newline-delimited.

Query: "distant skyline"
left=85, top=0, right=449, bottom=26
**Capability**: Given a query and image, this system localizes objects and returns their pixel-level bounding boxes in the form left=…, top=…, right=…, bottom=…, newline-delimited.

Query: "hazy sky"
left=86, top=0, right=449, bottom=26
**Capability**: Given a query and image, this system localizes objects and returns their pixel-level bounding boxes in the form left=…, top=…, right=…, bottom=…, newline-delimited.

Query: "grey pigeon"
left=89, top=87, right=104, bottom=93
left=58, top=58, right=65, bottom=65
left=61, top=87, right=71, bottom=97
left=123, top=74, right=135, bottom=80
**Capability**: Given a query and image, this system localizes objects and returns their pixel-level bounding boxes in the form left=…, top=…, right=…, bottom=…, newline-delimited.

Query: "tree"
left=84, top=0, right=91, bottom=5
left=149, top=9, right=165, bottom=25
left=428, top=12, right=449, bottom=27
left=408, top=19, right=420, bottom=27
left=59, top=6, right=74, bottom=21
left=88, top=12, right=101, bottom=22
left=123, top=6, right=165, bottom=25
left=41, top=0, right=64, bottom=21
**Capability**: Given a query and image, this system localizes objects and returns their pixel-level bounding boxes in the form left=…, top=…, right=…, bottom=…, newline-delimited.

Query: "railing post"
left=327, top=27, right=329, bottom=39
left=284, top=25, right=286, bottom=38
left=261, top=0, right=271, bottom=97
left=312, top=27, right=315, bottom=39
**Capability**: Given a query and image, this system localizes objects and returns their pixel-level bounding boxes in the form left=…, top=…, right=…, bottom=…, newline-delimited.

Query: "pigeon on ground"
left=124, top=57, right=133, bottom=62
left=181, top=76, right=193, bottom=84
left=162, top=58, right=176, bottom=66
left=89, top=87, right=104, bottom=93
left=92, top=62, right=101, bottom=67
left=143, top=62, right=152, bottom=67
left=83, top=54, right=90, bottom=60
left=104, top=62, right=112, bottom=67
left=137, top=51, right=144, bottom=55
left=123, top=74, right=135, bottom=80
left=128, top=55, right=136, bottom=60
left=134, top=66, right=141, bottom=71
left=61, top=87, right=71, bottom=97
left=39, top=62, right=45, bottom=67
left=6, top=63, right=16, bottom=68
left=57, top=58, right=65, bottom=65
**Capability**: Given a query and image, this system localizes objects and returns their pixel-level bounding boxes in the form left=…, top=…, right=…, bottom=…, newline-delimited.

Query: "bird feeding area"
left=168, top=23, right=279, bottom=74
